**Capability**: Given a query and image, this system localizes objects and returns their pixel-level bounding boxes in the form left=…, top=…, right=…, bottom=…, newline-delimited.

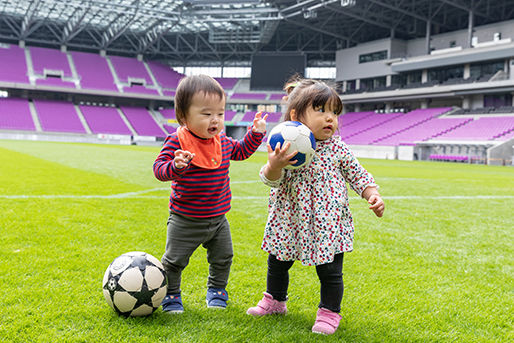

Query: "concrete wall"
left=336, top=19, right=514, bottom=81
left=348, top=144, right=397, bottom=159
left=336, top=38, right=395, bottom=81
left=487, top=137, right=514, bottom=165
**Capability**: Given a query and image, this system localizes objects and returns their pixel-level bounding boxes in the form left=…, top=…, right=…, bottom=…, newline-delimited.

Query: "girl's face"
left=184, top=92, right=225, bottom=139
left=296, top=102, right=339, bottom=141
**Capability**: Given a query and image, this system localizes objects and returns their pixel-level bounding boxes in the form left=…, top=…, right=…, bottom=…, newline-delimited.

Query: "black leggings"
left=266, top=253, right=344, bottom=313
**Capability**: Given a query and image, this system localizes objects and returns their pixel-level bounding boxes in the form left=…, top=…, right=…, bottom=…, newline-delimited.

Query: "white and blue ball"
left=102, top=251, right=167, bottom=317
left=268, top=121, right=316, bottom=170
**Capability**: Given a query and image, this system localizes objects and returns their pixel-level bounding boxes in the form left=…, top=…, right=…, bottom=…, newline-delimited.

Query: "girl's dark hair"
left=174, top=74, right=225, bottom=125
left=284, top=79, right=343, bottom=122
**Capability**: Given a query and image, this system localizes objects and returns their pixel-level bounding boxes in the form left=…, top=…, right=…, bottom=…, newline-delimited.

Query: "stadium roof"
left=1, top=0, right=514, bottom=65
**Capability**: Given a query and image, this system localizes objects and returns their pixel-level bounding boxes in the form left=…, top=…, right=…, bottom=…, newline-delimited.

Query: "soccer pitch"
left=0, top=140, right=512, bottom=343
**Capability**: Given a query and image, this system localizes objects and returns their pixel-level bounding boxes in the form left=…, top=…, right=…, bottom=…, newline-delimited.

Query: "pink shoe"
left=247, top=292, right=287, bottom=316
left=311, top=308, right=342, bottom=335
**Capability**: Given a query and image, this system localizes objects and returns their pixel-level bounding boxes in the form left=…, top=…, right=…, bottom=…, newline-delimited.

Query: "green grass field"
left=0, top=139, right=512, bottom=343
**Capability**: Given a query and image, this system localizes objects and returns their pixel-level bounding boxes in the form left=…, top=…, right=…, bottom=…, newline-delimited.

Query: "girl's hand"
left=368, top=194, right=385, bottom=217
left=268, top=141, right=297, bottom=170
left=252, top=112, right=268, bottom=133
left=262, top=142, right=298, bottom=181
left=174, top=149, right=195, bottom=169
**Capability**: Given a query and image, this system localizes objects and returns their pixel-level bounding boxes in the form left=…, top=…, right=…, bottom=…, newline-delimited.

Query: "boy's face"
left=184, top=92, right=225, bottom=139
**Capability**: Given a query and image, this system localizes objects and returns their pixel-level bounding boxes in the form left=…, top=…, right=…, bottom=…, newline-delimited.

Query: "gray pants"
left=161, top=212, right=233, bottom=294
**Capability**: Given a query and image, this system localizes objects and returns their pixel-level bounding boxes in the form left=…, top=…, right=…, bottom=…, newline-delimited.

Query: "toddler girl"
left=247, top=78, right=384, bottom=335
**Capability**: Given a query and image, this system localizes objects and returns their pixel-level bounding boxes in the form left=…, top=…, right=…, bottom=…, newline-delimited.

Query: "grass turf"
left=0, top=140, right=512, bottom=342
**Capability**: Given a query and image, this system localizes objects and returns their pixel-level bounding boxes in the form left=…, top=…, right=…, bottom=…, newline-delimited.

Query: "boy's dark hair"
left=174, top=74, right=225, bottom=125
left=284, top=79, right=343, bottom=122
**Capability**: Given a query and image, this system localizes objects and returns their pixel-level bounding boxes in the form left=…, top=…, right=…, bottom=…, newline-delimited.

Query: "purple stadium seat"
left=341, top=112, right=404, bottom=143
left=214, top=78, right=239, bottom=90
left=163, top=124, right=177, bottom=135
left=33, top=99, right=86, bottom=134
left=225, top=110, right=237, bottom=122
left=30, top=47, right=72, bottom=77
left=0, top=98, right=35, bottom=131
left=338, top=111, right=375, bottom=128
left=109, top=55, right=153, bottom=85
left=147, top=61, right=184, bottom=89
left=266, top=111, right=282, bottom=123
left=79, top=105, right=132, bottom=135
left=71, top=51, right=118, bottom=92
left=162, top=90, right=176, bottom=97
left=230, top=93, right=267, bottom=100
left=377, top=117, right=472, bottom=145
left=269, top=93, right=285, bottom=101
left=120, top=106, right=166, bottom=137
left=435, top=116, right=514, bottom=141
left=160, top=109, right=176, bottom=120
left=0, top=45, right=29, bottom=84
left=238, top=111, right=257, bottom=123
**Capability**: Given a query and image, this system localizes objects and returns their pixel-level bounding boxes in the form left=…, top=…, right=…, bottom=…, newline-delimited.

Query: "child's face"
left=184, top=92, right=225, bottom=139
left=300, top=102, right=339, bottom=141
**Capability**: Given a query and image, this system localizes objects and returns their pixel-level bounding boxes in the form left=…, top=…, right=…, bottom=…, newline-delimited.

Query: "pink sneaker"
left=311, top=308, right=342, bottom=335
left=246, top=292, right=287, bottom=316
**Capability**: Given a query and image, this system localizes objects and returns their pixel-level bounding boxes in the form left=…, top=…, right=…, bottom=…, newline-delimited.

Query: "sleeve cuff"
left=259, top=165, right=284, bottom=187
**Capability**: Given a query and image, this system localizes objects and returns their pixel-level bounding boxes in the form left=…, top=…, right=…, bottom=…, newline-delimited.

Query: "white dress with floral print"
left=260, top=135, right=377, bottom=266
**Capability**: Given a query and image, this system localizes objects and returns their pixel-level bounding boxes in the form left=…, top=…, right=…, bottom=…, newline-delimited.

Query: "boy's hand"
left=252, top=112, right=268, bottom=133
left=368, top=194, right=385, bottom=217
left=174, top=149, right=195, bottom=169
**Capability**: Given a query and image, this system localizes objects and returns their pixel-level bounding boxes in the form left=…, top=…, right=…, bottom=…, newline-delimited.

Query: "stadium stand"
left=33, top=99, right=86, bottom=134
left=435, top=116, right=514, bottom=141
left=71, top=51, right=118, bottom=92
left=79, top=105, right=132, bottom=135
left=0, top=98, right=35, bottom=131
left=215, top=78, right=239, bottom=90
left=109, top=55, right=154, bottom=86
left=147, top=61, right=183, bottom=89
left=119, top=106, right=166, bottom=137
left=377, top=117, right=473, bottom=146
left=230, top=93, right=268, bottom=100
left=159, top=109, right=176, bottom=120
left=0, top=45, right=29, bottom=84
left=30, top=46, right=73, bottom=77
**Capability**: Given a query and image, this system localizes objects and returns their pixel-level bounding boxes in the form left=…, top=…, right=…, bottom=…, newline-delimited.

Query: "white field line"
left=1, top=190, right=513, bottom=201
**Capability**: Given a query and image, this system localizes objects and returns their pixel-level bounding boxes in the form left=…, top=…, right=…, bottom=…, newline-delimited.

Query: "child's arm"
left=262, top=142, right=298, bottom=181
left=252, top=112, right=268, bottom=133
left=362, top=186, right=385, bottom=217
left=153, top=135, right=193, bottom=181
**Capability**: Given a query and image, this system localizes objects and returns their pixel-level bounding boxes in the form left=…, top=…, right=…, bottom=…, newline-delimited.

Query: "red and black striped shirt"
left=153, top=129, right=264, bottom=218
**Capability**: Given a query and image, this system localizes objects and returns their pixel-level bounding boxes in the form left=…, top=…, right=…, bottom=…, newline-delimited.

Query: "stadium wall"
left=336, top=19, right=514, bottom=82
left=488, top=137, right=514, bottom=165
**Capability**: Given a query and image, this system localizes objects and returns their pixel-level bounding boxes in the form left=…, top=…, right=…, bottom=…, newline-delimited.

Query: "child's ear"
left=290, top=109, right=297, bottom=121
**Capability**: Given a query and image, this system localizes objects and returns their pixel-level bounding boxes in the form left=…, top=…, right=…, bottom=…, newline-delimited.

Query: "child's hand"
left=268, top=141, right=297, bottom=170
left=174, top=149, right=195, bottom=169
left=368, top=194, right=385, bottom=217
left=252, top=112, right=268, bottom=133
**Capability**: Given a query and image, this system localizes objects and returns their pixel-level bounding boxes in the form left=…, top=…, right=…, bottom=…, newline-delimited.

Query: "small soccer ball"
left=102, top=251, right=167, bottom=317
left=268, top=121, right=316, bottom=169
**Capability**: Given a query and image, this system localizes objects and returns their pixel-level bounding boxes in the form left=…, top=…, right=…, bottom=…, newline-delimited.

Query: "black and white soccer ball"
left=268, top=121, right=316, bottom=169
left=102, top=251, right=167, bottom=317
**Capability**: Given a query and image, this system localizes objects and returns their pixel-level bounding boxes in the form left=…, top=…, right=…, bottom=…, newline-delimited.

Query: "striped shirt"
left=153, top=129, right=265, bottom=218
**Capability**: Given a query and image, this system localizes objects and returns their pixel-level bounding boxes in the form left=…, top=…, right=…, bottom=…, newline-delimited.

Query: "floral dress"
left=260, top=135, right=377, bottom=266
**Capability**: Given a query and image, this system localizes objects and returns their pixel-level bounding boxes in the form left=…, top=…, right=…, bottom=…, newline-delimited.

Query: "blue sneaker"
left=206, top=288, right=228, bottom=309
left=161, top=293, right=184, bottom=313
